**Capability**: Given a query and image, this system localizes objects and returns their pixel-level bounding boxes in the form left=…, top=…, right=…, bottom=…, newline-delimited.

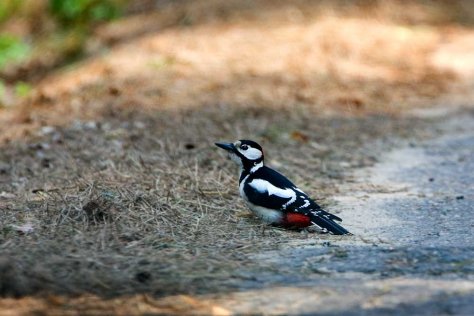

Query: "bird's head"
left=215, top=139, right=264, bottom=171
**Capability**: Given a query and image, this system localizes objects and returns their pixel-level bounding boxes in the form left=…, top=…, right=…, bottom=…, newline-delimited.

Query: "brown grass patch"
left=2, top=0, right=472, bottom=142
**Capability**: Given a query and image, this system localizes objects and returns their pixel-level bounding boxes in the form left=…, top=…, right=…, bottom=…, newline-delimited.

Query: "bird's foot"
left=305, top=226, right=329, bottom=234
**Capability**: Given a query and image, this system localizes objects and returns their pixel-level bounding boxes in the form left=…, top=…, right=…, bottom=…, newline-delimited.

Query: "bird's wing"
left=244, top=178, right=296, bottom=210
left=243, top=166, right=298, bottom=209
left=259, top=167, right=349, bottom=234
left=248, top=166, right=350, bottom=235
left=286, top=191, right=350, bottom=234
left=257, top=166, right=297, bottom=188
left=260, top=167, right=342, bottom=220
left=289, top=195, right=342, bottom=222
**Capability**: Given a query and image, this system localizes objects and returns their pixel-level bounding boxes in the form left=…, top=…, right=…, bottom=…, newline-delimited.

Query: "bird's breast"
left=246, top=202, right=283, bottom=224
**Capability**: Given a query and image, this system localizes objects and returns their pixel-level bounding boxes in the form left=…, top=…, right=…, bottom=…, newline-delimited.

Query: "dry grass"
left=0, top=106, right=438, bottom=298
left=0, top=0, right=474, bottom=313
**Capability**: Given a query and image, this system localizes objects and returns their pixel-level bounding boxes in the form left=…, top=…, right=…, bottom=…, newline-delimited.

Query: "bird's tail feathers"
left=309, top=211, right=350, bottom=235
left=319, top=209, right=342, bottom=222
left=309, top=202, right=342, bottom=222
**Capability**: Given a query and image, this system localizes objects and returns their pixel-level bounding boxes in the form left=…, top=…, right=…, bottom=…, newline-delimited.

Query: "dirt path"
left=202, top=108, right=474, bottom=315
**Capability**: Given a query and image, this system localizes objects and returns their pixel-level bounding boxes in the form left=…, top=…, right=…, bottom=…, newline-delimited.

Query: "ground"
left=0, top=1, right=474, bottom=315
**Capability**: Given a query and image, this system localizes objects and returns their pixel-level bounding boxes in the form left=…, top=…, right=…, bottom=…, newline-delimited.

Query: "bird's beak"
left=215, top=142, right=235, bottom=152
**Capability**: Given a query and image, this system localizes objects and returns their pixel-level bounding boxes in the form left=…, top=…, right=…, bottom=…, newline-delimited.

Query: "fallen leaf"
left=291, top=131, right=309, bottom=143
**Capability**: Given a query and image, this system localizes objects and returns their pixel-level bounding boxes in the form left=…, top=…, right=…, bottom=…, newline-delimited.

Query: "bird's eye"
left=240, top=144, right=249, bottom=150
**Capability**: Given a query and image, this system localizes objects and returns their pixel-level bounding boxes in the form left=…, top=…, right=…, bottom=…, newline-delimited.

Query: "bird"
left=215, top=139, right=350, bottom=235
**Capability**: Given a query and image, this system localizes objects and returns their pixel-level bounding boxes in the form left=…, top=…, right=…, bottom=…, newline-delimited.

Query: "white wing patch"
left=301, top=199, right=310, bottom=208
left=249, top=179, right=296, bottom=208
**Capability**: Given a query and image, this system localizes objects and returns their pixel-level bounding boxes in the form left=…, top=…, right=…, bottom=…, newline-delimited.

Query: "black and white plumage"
left=215, top=140, right=350, bottom=235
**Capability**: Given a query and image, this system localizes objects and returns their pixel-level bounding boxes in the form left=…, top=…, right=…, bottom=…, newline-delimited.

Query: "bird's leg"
left=260, top=223, right=277, bottom=236
left=260, top=223, right=267, bottom=236
left=306, top=225, right=329, bottom=234
left=300, top=228, right=309, bottom=238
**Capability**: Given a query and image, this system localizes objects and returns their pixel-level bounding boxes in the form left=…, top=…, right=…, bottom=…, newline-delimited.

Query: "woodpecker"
left=215, top=140, right=350, bottom=235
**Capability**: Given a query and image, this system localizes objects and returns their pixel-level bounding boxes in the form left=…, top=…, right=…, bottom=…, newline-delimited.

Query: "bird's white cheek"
left=241, top=148, right=262, bottom=160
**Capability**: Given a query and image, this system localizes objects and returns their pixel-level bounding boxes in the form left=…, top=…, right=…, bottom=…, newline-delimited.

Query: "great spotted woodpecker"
left=215, top=140, right=350, bottom=235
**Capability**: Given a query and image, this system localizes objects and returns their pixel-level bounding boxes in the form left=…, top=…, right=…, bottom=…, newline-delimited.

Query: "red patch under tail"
left=282, top=212, right=311, bottom=228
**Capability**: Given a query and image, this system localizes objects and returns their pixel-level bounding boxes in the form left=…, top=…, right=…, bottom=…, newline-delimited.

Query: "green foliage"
left=48, top=0, right=124, bottom=27
left=14, top=81, right=32, bottom=97
left=0, top=34, right=30, bottom=69
left=0, top=1, right=128, bottom=98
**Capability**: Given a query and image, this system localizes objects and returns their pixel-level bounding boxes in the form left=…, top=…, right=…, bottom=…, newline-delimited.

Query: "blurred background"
left=1, top=1, right=474, bottom=314
left=1, top=0, right=473, bottom=122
